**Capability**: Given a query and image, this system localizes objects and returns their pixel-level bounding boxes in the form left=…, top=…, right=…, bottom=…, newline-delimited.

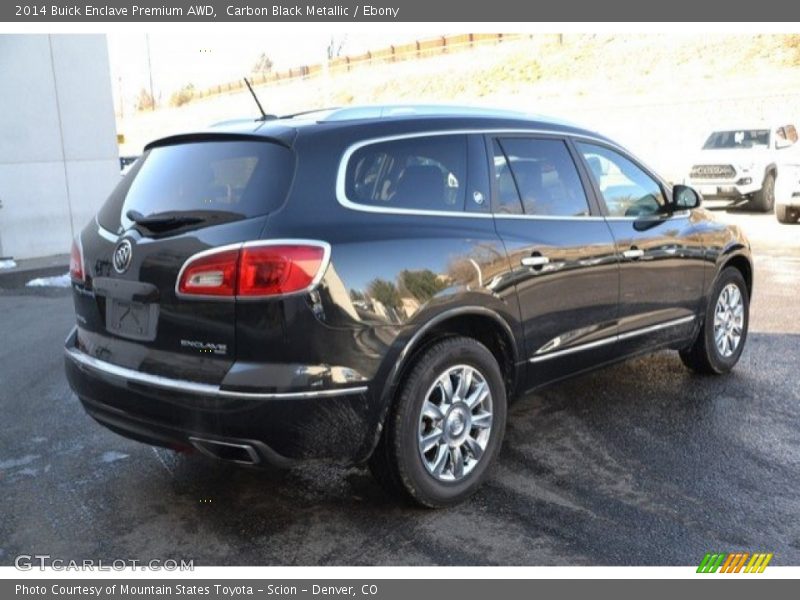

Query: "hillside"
left=117, top=34, right=800, bottom=180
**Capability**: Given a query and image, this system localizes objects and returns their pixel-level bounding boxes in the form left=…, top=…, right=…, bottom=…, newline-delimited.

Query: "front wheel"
left=368, top=336, right=507, bottom=507
left=751, top=171, right=775, bottom=213
left=679, top=267, right=749, bottom=374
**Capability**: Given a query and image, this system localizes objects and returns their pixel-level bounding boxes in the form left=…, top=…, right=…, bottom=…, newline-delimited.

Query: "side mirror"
left=672, top=184, right=701, bottom=210
left=776, top=137, right=793, bottom=150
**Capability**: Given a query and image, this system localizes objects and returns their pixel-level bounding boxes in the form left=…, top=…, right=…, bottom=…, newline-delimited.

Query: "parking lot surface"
left=1, top=211, right=798, bottom=566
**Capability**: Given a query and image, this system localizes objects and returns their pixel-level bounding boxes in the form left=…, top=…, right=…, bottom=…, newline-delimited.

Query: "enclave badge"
left=113, top=239, right=133, bottom=274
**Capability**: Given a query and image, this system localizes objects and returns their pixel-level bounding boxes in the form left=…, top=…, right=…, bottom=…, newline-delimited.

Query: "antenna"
left=243, top=77, right=269, bottom=120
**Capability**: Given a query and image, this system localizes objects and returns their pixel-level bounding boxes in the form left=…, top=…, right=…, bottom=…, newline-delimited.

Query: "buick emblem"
left=112, top=239, right=133, bottom=274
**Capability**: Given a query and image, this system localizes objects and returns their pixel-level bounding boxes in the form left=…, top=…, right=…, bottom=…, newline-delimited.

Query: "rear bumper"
left=64, top=328, right=375, bottom=465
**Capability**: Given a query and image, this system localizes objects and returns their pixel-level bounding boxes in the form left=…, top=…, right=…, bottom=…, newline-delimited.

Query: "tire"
left=751, top=171, right=776, bottom=213
left=679, top=267, right=749, bottom=375
left=776, top=204, right=798, bottom=224
left=368, top=336, right=507, bottom=508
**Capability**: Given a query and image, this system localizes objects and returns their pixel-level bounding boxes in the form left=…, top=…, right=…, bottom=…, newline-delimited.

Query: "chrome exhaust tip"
left=188, top=436, right=261, bottom=465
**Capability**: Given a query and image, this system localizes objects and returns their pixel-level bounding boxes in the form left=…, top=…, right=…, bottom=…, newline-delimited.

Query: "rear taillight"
left=69, top=239, right=84, bottom=283
left=176, top=242, right=329, bottom=299
left=177, top=248, right=239, bottom=297
left=238, top=245, right=326, bottom=297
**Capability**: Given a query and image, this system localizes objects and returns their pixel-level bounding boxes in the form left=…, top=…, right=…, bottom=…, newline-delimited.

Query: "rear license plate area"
left=105, top=299, right=159, bottom=342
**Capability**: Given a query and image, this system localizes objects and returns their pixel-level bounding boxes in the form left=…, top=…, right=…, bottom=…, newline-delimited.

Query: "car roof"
left=145, top=104, right=612, bottom=150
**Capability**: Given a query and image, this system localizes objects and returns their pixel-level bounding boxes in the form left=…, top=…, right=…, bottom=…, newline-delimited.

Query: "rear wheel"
left=679, top=267, right=749, bottom=374
left=776, top=204, right=799, bottom=224
left=368, top=336, right=507, bottom=507
left=751, top=171, right=775, bottom=212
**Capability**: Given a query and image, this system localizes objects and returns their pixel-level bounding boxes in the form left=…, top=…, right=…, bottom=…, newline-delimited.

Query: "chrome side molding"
left=529, top=315, right=695, bottom=363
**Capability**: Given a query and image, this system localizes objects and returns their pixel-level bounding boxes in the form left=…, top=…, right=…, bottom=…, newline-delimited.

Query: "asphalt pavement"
left=0, top=211, right=798, bottom=566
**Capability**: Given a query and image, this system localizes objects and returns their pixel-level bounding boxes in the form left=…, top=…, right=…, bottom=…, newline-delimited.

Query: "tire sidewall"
left=755, top=171, right=775, bottom=212
left=703, top=268, right=749, bottom=373
left=393, top=339, right=507, bottom=506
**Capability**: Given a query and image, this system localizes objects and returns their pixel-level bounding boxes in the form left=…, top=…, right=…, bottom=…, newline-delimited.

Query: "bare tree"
left=252, top=52, right=274, bottom=74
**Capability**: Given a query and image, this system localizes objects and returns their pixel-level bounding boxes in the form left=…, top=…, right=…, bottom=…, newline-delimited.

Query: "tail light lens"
left=238, top=245, right=326, bottom=297
left=69, top=239, right=84, bottom=282
left=177, top=248, right=239, bottom=297
left=177, top=242, right=328, bottom=298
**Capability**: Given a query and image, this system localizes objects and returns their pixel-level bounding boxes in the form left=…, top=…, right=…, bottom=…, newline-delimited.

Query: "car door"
left=574, top=140, right=705, bottom=354
left=775, top=124, right=800, bottom=201
left=488, top=135, right=620, bottom=391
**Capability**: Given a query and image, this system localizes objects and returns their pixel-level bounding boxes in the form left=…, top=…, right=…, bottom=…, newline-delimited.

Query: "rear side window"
left=344, top=135, right=467, bottom=213
left=97, top=140, right=294, bottom=233
left=495, top=137, right=591, bottom=217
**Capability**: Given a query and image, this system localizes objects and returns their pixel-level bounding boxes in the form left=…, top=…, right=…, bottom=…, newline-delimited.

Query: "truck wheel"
left=752, top=171, right=775, bottom=212
left=679, top=267, right=749, bottom=375
left=776, top=205, right=798, bottom=224
left=368, top=336, right=507, bottom=508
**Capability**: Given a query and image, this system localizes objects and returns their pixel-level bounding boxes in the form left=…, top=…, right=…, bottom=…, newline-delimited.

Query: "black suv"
left=65, top=105, right=753, bottom=507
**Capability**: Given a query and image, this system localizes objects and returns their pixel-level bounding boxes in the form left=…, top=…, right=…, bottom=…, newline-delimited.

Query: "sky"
left=106, top=32, right=417, bottom=115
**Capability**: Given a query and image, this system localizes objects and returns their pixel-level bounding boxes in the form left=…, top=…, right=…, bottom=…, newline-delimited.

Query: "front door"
left=574, top=140, right=705, bottom=353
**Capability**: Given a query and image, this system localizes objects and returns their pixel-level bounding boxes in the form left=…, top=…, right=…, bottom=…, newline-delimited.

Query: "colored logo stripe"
left=697, top=552, right=773, bottom=573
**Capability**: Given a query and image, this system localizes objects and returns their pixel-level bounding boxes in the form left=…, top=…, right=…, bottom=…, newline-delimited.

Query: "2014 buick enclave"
left=65, top=105, right=752, bottom=506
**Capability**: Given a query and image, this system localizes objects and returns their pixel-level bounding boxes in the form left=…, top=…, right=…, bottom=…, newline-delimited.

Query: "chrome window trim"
left=528, top=315, right=695, bottom=363
left=65, top=345, right=368, bottom=400
left=335, top=128, right=683, bottom=221
left=174, top=238, right=332, bottom=302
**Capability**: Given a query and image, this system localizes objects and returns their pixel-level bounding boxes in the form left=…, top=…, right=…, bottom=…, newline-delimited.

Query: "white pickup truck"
left=686, top=123, right=800, bottom=222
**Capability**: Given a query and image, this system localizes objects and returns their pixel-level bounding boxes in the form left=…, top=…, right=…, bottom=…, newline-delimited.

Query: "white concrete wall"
left=0, top=34, right=119, bottom=260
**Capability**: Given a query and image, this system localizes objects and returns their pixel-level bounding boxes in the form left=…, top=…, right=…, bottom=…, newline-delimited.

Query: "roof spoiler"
left=144, top=131, right=294, bottom=151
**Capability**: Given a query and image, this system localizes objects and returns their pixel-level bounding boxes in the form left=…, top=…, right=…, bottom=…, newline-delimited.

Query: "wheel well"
left=722, top=255, right=753, bottom=298
left=395, top=314, right=518, bottom=400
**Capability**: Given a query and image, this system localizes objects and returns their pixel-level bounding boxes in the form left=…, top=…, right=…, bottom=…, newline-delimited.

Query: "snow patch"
left=0, top=259, right=16, bottom=269
left=26, top=272, right=71, bottom=288
left=0, top=454, right=39, bottom=469
left=101, top=451, right=129, bottom=464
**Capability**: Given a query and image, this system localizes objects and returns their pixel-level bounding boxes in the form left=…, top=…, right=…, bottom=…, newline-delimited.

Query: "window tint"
left=97, top=140, right=294, bottom=233
left=491, top=140, right=523, bottom=214
left=576, top=142, right=666, bottom=217
left=345, top=135, right=467, bottom=212
left=496, top=138, right=590, bottom=217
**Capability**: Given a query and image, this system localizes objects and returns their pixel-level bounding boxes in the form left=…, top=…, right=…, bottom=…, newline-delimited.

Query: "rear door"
left=72, top=136, right=294, bottom=384
left=487, top=135, right=620, bottom=391
left=574, top=140, right=704, bottom=351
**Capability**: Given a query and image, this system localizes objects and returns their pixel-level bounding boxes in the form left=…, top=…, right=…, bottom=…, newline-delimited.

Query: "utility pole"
left=117, top=75, right=123, bottom=118
left=145, top=33, right=155, bottom=110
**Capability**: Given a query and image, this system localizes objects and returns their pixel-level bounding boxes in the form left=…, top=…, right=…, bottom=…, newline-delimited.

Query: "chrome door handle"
left=622, top=248, right=644, bottom=260
left=521, top=255, right=550, bottom=267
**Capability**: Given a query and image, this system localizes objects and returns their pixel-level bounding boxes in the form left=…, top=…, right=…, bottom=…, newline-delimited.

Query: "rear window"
left=97, top=140, right=294, bottom=233
left=344, top=135, right=467, bottom=213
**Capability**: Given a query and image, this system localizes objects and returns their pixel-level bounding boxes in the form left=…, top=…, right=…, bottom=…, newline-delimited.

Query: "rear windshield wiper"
left=126, top=210, right=204, bottom=232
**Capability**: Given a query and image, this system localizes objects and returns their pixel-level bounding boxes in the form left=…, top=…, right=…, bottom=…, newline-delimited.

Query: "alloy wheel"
left=417, top=365, right=493, bottom=482
left=713, top=283, right=744, bottom=357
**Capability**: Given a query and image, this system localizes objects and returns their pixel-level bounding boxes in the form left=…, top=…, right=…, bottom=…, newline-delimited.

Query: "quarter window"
left=576, top=142, right=666, bottom=217
left=345, top=135, right=467, bottom=212
left=494, top=138, right=591, bottom=217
